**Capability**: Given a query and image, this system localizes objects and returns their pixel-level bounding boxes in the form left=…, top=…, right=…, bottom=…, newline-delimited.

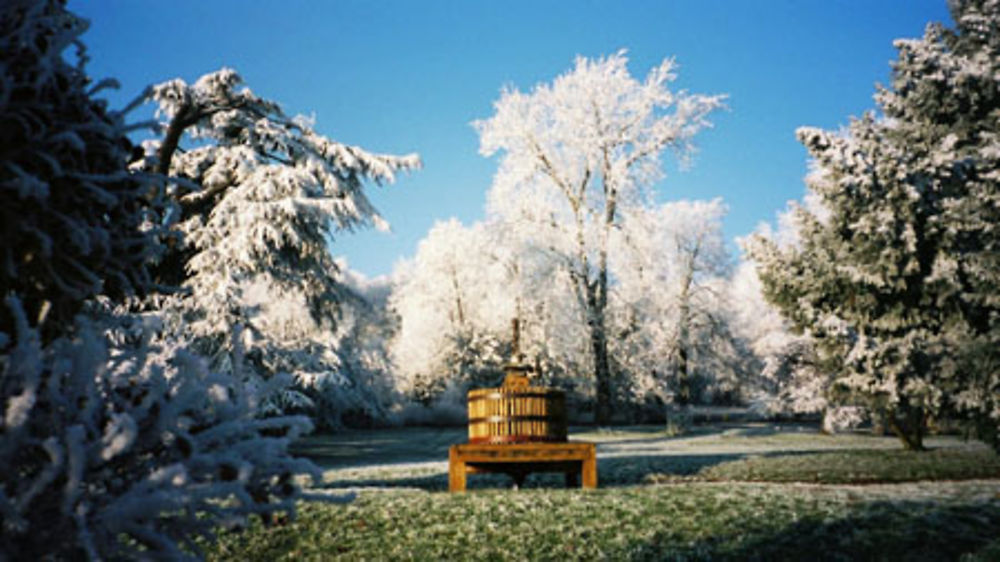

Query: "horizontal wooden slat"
left=449, top=442, right=598, bottom=492
left=468, top=435, right=564, bottom=445
left=466, top=385, right=568, bottom=444
left=453, top=442, right=595, bottom=463
left=467, top=391, right=562, bottom=403
left=465, top=461, right=582, bottom=475
left=468, top=415, right=557, bottom=424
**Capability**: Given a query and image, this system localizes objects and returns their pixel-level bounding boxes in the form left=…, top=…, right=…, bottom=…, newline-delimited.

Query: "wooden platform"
left=448, top=442, right=597, bottom=492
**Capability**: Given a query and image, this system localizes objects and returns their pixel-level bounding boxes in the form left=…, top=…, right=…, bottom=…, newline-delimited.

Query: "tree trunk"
left=676, top=345, right=690, bottom=406
left=675, top=260, right=694, bottom=406
left=449, top=268, right=465, bottom=328
left=584, top=282, right=613, bottom=426
left=156, top=106, right=191, bottom=177
left=590, top=320, right=613, bottom=426
left=871, top=406, right=889, bottom=436
left=887, top=404, right=927, bottom=451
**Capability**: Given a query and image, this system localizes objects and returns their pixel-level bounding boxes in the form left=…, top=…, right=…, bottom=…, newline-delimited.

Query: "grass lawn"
left=686, top=447, right=1000, bottom=485
left=207, top=424, right=1000, bottom=561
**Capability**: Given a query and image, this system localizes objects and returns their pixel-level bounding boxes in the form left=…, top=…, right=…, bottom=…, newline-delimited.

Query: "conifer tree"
left=142, top=69, right=420, bottom=416
left=1, top=3, right=331, bottom=559
left=749, top=0, right=1000, bottom=450
left=0, top=0, right=159, bottom=340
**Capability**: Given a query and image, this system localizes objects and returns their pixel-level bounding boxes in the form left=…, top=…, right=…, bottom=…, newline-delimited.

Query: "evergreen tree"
left=749, top=0, right=1000, bottom=450
left=1, top=3, right=331, bottom=558
left=141, top=69, right=420, bottom=416
left=0, top=0, right=159, bottom=341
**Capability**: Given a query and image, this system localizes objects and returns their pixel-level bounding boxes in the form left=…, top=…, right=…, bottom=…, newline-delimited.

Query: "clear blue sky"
left=71, top=0, right=951, bottom=278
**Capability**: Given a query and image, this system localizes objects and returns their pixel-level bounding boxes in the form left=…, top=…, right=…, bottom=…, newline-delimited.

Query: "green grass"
left=206, top=427, right=1000, bottom=561
left=650, top=446, right=1000, bottom=485
left=207, top=483, right=1000, bottom=561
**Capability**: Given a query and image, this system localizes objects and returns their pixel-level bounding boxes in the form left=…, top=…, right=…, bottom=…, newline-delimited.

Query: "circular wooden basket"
left=467, top=386, right=567, bottom=444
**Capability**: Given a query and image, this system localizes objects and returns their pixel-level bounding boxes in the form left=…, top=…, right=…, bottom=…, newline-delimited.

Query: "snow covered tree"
left=729, top=259, right=827, bottom=418
left=1, top=297, right=322, bottom=560
left=1, top=3, right=333, bottom=558
left=0, top=0, right=160, bottom=341
left=610, top=199, right=744, bottom=410
left=389, top=216, right=598, bottom=418
left=749, top=0, right=1000, bottom=451
left=389, top=219, right=514, bottom=404
left=319, top=267, right=401, bottom=428
left=477, top=51, right=723, bottom=424
left=140, top=68, right=419, bottom=416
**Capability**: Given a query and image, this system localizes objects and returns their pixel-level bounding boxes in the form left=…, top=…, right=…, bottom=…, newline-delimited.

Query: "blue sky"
left=71, top=0, right=951, bottom=278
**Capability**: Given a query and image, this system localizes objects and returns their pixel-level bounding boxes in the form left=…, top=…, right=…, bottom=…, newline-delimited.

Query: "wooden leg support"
left=448, top=442, right=597, bottom=492
left=449, top=446, right=467, bottom=492
left=582, top=452, right=597, bottom=489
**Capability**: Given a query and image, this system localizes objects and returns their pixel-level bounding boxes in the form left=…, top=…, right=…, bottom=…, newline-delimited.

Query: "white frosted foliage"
left=0, top=2, right=352, bottom=558
left=0, top=297, right=331, bottom=560
left=390, top=219, right=516, bottom=402
left=143, top=68, right=420, bottom=422
left=748, top=0, right=1000, bottom=450
left=475, top=50, right=724, bottom=422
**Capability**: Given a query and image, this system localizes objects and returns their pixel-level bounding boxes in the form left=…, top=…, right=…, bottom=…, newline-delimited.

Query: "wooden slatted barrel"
left=467, top=370, right=567, bottom=445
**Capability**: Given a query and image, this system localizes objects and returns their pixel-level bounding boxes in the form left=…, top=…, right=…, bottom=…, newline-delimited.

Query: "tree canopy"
left=749, top=0, right=1000, bottom=450
left=476, top=51, right=724, bottom=423
left=0, top=2, right=332, bottom=559
left=142, top=68, right=420, bottom=420
left=0, top=0, right=159, bottom=340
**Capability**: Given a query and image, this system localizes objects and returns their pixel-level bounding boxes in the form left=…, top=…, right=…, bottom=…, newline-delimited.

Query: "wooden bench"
left=448, top=442, right=597, bottom=492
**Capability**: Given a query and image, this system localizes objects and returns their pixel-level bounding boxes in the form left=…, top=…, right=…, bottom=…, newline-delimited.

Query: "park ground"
left=208, top=422, right=1000, bottom=560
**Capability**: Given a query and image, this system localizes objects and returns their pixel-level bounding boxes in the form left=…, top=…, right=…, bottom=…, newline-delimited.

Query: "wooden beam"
left=448, top=442, right=596, bottom=492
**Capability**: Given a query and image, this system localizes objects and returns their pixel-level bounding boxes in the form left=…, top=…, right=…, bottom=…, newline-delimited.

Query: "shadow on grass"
left=299, top=422, right=844, bottom=492
left=593, top=448, right=860, bottom=486
left=576, top=421, right=820, bottom=446
left=313, top=443, right=972, bottom=492
left=692, top=446, right=1000, bottom=484
left=317, top=471, right=449, bottom=491
left=313, top=452, right=755, bottom=492
left=301, top=422, right=996, bottom=491
left=596, top=453, right=745, bottom=483
left=297, top=421, right=823, bottom=472
left=628, top=500, right=1000, bottom=562
left=293, top=427, right=466, bottom=470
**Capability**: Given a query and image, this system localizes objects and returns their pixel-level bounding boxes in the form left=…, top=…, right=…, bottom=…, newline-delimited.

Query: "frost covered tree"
left=390, top=219, right=514, bottom=404
left=389, top=216, right=597, bottom=417
left=0, top=0, right=160, bottom=341
left=322, top=267, right=401, bottom=428
left=1, top=298, right=321, bottom=560
left=140, top=68, right=419, bottom=417
left=611, top=199, right=743, bottom=409
left=0, top=2, right=331, bottom=559
left=734, top=209, right=868, bottom=433
left=729, top=259, right=827, bottom=417
left=390, top=204, right=743, bottom=420
left=749, top=0, right=1000, bottom=450
left=476, top=51, right=724, bottom=423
